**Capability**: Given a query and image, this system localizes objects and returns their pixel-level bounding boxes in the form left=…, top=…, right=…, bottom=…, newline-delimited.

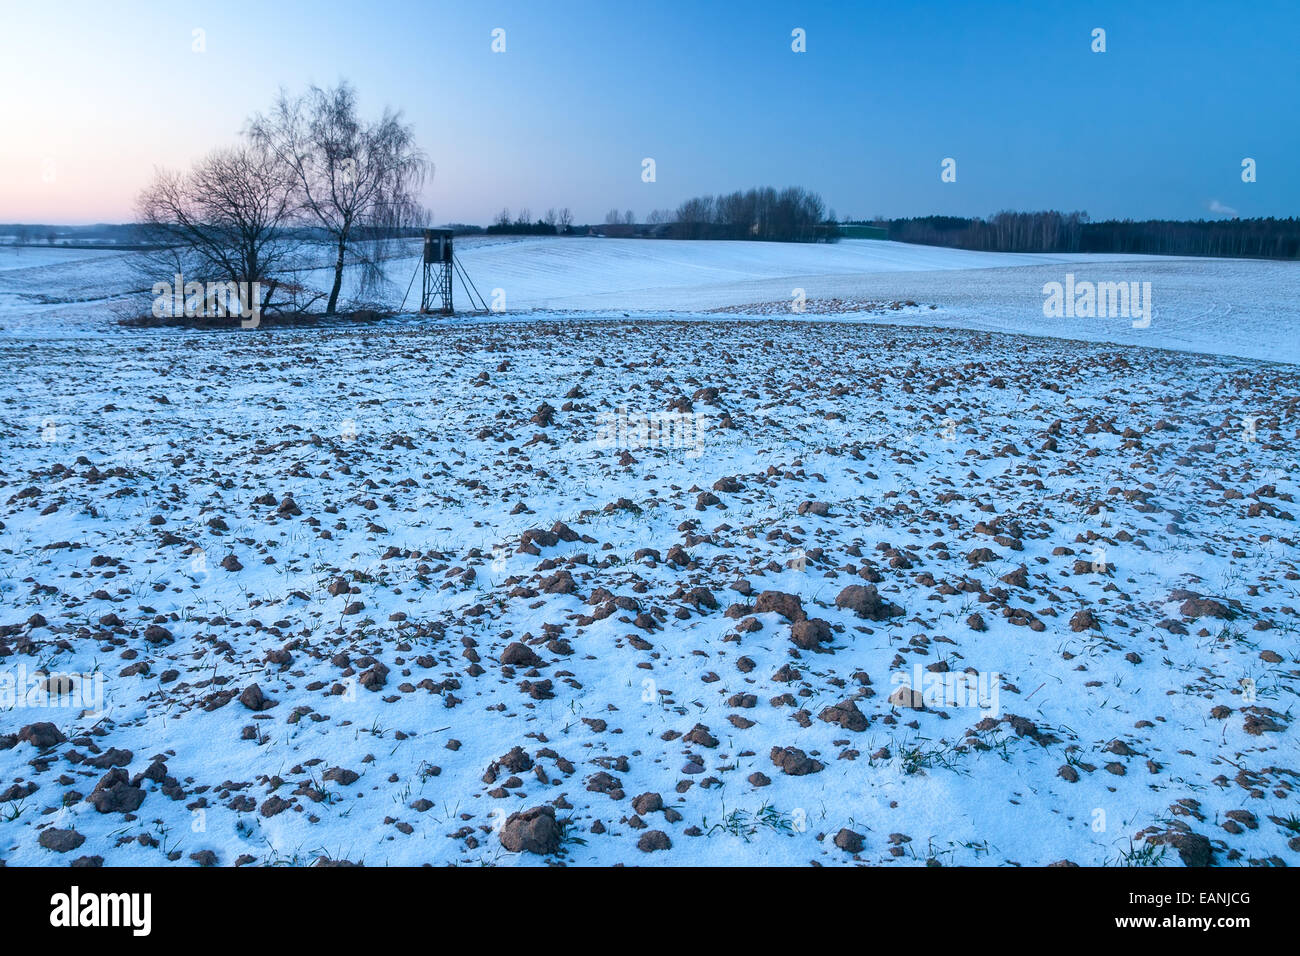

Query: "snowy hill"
left=3, top=237, right=1297, bottom=364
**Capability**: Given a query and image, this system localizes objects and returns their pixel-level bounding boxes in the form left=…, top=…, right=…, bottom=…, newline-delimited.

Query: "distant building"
left=839, top=224, right=889, bottom=240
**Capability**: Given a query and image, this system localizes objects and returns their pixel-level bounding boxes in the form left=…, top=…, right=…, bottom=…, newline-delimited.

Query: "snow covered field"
left=1, top=240, right=1298, bottom=867
left=3, top=238, right=1298, bottom=364
left=446, top=238, right=1300, bottom=362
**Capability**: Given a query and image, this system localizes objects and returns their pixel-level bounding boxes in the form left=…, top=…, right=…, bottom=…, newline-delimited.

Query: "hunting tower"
left=420, top=228, right=454, bottom=314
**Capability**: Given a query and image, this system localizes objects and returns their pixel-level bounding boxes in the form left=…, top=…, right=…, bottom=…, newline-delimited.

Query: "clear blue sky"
left=1, top=0, right=1295, bottom=224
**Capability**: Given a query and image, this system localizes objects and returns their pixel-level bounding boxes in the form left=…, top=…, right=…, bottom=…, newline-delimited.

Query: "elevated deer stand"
left=420, top=228, right=454, bottom=315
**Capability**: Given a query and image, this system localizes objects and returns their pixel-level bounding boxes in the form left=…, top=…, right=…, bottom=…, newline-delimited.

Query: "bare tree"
left=136, top=144, right=299, bottom=318
left=623, top=210, right=635, bottom=225
left=674, top=195, right=715, bottom=238
left=544, top=208, right=558, bottom=228
left=495, top=208, right=512, bottom=227
left=250, top=81, right=429, bottom=315
left=673, top=187, right=828, bottom=241
left=557, top=208, right=573, bottom=230
left=604, top=209, right=621, bottom=225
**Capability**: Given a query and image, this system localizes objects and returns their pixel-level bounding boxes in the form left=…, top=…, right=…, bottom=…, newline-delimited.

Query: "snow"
left=0, top=239, right=1297, bottom=867
left=4, top=237, right=1296, bottom=365
left=0, top=245, right=127, bottom=273
left=444, top=238, right=1300, bottom=364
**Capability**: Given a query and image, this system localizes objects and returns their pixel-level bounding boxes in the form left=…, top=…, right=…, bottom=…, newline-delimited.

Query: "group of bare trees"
left=136, top=81, right=429, bottom=319
left=486, top=207, right=574, bottom=235
left=477, top=188, right=835, bottom=242
left=671, top=186, right=835, bottom=242
left=136, top=147, right=298, bottom=316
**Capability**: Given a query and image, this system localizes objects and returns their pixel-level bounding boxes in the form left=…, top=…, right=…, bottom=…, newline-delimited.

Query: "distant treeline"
left=19, top=209, right=1299, bottom=258
left=2, top=222, right=437, bottom=247
left=881, top=211, right=1300, bottom=259
left=1, top=223, right=143, bottom=245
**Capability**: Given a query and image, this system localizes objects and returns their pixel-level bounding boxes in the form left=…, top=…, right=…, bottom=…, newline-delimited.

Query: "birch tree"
left=250, top=82, right=429, bottom=315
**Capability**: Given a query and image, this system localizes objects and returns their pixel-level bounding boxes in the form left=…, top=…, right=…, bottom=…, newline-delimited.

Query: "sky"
left=0, top=0, right=1297, bottom=226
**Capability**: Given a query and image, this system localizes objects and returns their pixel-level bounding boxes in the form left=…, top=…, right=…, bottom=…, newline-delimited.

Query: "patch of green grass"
left=1113, top=838, right=1168, bottom=867
left=899, top=738, right=962, bottom=775
left=703, top=802, right=798, bottom=842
